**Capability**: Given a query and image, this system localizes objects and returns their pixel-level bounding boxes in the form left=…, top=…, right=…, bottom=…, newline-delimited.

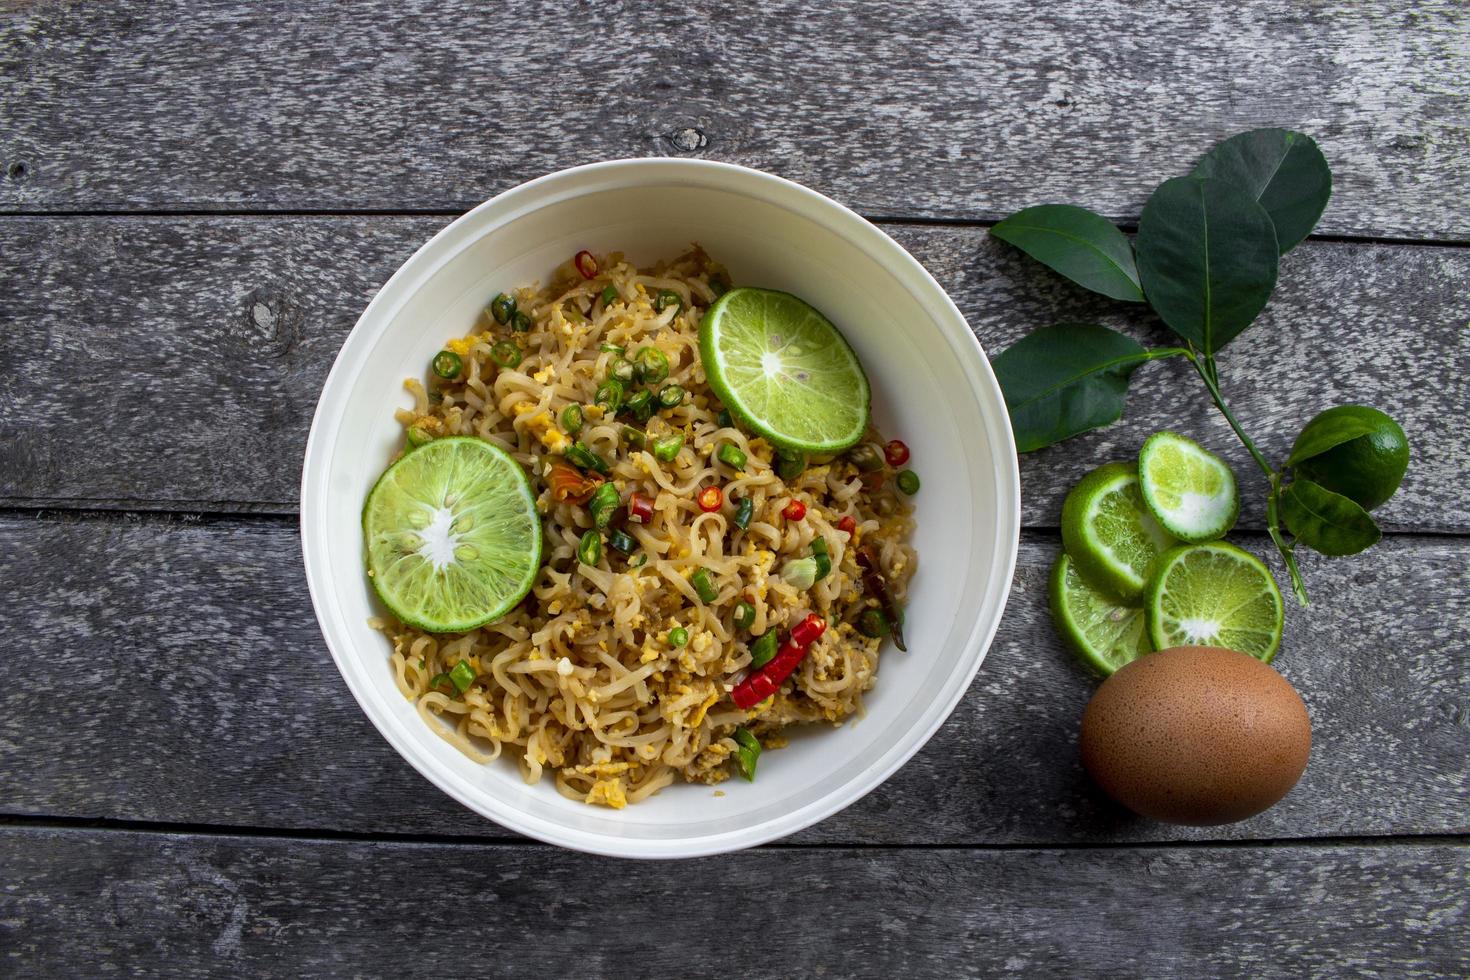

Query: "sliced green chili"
left=490, top=293, right=515, bottom=325
left=733, top=601, right=755, bottom=631
left=406, top=426, right=434, bottom=449
left=691, top=568, right=718, bottom=603
left=599, top=342, right=625, bottom=355
left=657, top=384, right=686, bottom=409
left=587, top=482, right=621, bottom=528
left=733, top=726, right=760, bottom=781
left=608, top=528, right=637, bottom=554
left=577, top=529, right=602, bottom=566
left=668, top=626, right=689, bottom=648
left=811, top=536, right=832, bottom=581
left=621, top=425, right=646, bottom=449
left=428, top=672, right=454, bottom=691
left=716, top=408, right=733, bottom=428
left=858, top=608, right=890, bottom=638
left=608, top=356, right=637, bottom=383
left=490, top=341, right=522, bottom=369
left=561, top=403, right=584, bottom=435
left=775, top=450, right=807, bottom=483
left=595, top=378, right=624, bottom=414
left=655, top=289, right=683, bottom=313
left=635, top=346, right=670, bottom=384
left=732, top=496, right=754, bottom=530
left=629, top=553, right=649, bottom=569
left=749, top=631, right=778, bottom=668
left=717, top=442, right=747, bottom=470
left=449, top=660, right=476, bottom=694
left=897, top=470, right=921, bottom=495
left=511, top=311, right=532, bottom=333
left=431, top=350, right=463, bottom=380
left=565, top=441, right=609, bottom=474
left=625, top=388, right=654, bottom=423
left=600, top=285, right=619, bottom=305
left=652, top=432, right=685, bottom=463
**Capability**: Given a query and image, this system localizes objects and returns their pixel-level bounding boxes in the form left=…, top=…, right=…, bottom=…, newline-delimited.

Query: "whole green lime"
left=1291, top=405, right=1409, bottom=511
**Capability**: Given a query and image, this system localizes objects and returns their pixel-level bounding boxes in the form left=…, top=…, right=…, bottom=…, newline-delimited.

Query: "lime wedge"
left=1138, top=431, right=1239, bottom=542
left=1061, top=461, right=1179, bottom=602
left=363, top=436, right=542, bottom=633
left=699, top=288, right=870, bottom=454
left=1145, top=542, right=1284, bottom=662
left=1050, top=553, right=1152, bottom=675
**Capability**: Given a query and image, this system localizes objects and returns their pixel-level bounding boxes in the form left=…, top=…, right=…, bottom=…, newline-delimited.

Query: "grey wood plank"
left=0, top=514, right=1464, bottom=846
left=1, top=0, right=1467, bottom=240
left=1, top=828, right=1465, bottom=978
left=2, top=216, right=1466, bottom=530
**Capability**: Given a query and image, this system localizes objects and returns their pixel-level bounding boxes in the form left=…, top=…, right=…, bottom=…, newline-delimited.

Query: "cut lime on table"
left=1145, top=542, right=1284, bottom=662
left=1061, top=461, right=1179, bottom=602
left=700, top=287, right=870, bottom=454
left=363, top=436, right=542, bottom=633
left=1050, top=553, right=1152, bottom=675
left=1138, top=431, right=1239, bottom=542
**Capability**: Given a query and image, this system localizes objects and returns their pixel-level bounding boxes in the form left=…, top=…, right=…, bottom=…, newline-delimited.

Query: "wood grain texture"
left=2, top=216, right=1466, bottom=528
left=1, top=1, right=1467, bottom=239
left=1, top=828, right=1466, bottom=978
left=1, top=514, right=1464, bottom=846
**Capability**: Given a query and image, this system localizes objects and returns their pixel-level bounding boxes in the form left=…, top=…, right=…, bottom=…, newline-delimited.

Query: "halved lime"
left=1138, top=431, right=1240, bottom=542
left=363, top=436, right=542, bottom=633
left=699, top=287, right=870, bottom=454
left=1145, top=542, right=1284, bottom=662
left=1061, top=461, right=1179, bottom=602
left=1050, top=553, right=1152, bottom=675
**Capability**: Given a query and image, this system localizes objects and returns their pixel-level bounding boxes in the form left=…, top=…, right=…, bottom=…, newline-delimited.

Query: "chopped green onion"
left=625, top=388, right=654, bottom=422
left=560, top=403, right=584, bottom=435
left=749, top=631, right=778, bottom=668
left=565, top=442, right=609, bottom=474
left=449, top=660, right=476, bottom=694
left=577, top=529, right=602, bottom=566
left=621, top=425, right=646, bottom=449
left=775, top=450, right=807, bottom=483
left=657, top=384, right=686, bottom=409
left=490, top=293, right=515, bottom=325
left=490, top=341, right=522, bottom=369
left=848, top=444, right=885, bottom=472
left=733, top=726, right=760, bottom=781
left=635, top=346, right=670, bottom=384
left=406, top=426, right=434, bottom=449
left=716, top=409, right=733, bottom=428
left=608, top=356, right=637, bottom=383
left=599, top=342, right=625, bottom=355
left=428, top=672, right=454, bottom=691
left=655, top=289, right=683, bottom=313
left=717, top=442, right=748, bottom=470
left=652, top=433, right=685, bottom=463
left=733, top=496, right=754, bottom=530
left=709, top=277, right=729, bottom=298
left=858, top=608, right=890, bottom=638
left=781, top=556, right=818, bottom=590
left=668, top=626, right=689, bottom=648
left=595, top=378, right=624, bottom=414
left=588, top=482, right=621, bottom=528
left=733, top=601, right=755, bottom=631
left=691, top=568, right=719, bottom=603
left=431, top=350, right=463, bottom=380
left=897, top=470, right=921, bottom=495
left=600, top=285, right=619, bottom=305
left=608, top=528, right=637, bottom=554
left=511, top=311, right=532, bottom=333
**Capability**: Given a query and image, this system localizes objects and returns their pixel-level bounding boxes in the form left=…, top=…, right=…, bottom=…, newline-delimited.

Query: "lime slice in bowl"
left=1145, top=542, right=1284, bottom=662
left=699, top=287, right=870, bottom=454
left=1061, top=461, right=1179, bottom=602
left=1050, top=552, right=1152, bottom=675
left=363, top=436, right=542, bottom=633
left=1138, top=431, right=1239, bottom=542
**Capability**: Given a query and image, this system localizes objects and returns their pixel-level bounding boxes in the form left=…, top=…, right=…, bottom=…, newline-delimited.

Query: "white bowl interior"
left=301, top=161, right=1019, bottom=857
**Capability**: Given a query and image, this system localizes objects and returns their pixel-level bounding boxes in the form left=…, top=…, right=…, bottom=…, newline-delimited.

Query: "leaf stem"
left=1183, top=347, right=1310, bottom=606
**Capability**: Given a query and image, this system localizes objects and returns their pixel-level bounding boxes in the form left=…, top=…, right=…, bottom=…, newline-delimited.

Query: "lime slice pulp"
left=1138, top=431, right=1240, bottom=542
left=1145, top=542, right=1284, bottom=662
left=1050, top=553, right=1152, bottom=675
left=363, top=436, right=543, bottom=633
left=1061, top=461, right=1178, bottom=602
left=699, top=288, right=870, bottom=454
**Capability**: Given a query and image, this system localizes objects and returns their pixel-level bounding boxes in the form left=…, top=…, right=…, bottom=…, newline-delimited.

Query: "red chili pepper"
left=698, top=485, right=723, bottom=512
left=574, top=250, right=598, bottom=279
left=782, top=499, right=806, bottom=521
left=627, top=492, right=654, bottom=524
left=884, top=439, right=910, bottom=467
left=730, top=615, right=825, bottom=709
left=837, top=515, right=857, bottom=536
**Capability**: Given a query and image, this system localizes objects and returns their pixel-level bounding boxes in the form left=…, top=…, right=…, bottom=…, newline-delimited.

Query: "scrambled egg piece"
left=585, top=778, right=627, bottom=809
left=523, top=411, right=569, bottom=453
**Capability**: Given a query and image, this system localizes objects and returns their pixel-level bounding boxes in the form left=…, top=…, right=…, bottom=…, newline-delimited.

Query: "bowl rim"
left=300, top=158, right=1021, bottom=858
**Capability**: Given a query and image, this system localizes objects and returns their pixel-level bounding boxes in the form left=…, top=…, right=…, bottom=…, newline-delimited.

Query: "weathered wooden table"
left=2, top=1, right=1467, bottom=975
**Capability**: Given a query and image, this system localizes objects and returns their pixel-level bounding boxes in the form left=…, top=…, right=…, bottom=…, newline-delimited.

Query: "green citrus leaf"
left=991, top=205, right=1144, bottom=303
left=1286, top=412, right=1381, bottom=467
left=1136, top=176, right=1280, bottom=356
left=1281, top=478, right=1382, bottom=557
left=1192, top=128, right=1332, bottom=254
left=992, top=323, right=1156, bottom=453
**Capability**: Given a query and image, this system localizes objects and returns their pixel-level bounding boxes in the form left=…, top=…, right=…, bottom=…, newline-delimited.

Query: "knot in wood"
left=669, top=127, right=708, bottom=152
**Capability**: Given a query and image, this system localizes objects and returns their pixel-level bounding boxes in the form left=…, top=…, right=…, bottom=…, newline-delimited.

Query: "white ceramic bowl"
left=301, top=160, right=1020, bottom=858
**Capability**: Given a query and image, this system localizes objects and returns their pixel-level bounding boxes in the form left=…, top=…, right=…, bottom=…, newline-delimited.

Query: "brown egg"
left=1080, top=645, right=1311, bottom=825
